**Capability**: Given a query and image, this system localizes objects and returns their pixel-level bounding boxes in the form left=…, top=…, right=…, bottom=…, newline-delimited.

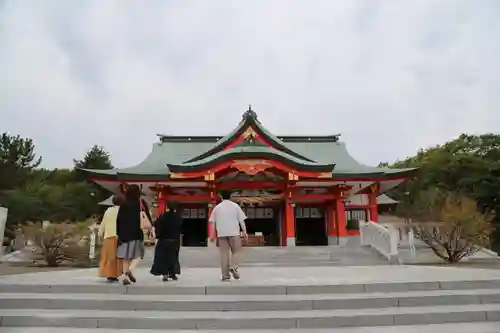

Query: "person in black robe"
left=150, top=201, right=182, bottom=281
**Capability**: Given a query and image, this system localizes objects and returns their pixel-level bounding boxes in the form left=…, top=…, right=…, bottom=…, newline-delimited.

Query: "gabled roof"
left=82, top=108, right=417, bottom=181
left=183, top=107, right=316, bottom=164
left=167, top=145, right=335, bottom=173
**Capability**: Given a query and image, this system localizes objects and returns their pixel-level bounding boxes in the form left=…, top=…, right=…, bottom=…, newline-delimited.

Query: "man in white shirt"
left=209, top=190, right=248, bottom=281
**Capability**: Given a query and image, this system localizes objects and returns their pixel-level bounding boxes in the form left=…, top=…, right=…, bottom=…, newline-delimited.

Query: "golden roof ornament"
left=242, top=127, right=257, bottom=140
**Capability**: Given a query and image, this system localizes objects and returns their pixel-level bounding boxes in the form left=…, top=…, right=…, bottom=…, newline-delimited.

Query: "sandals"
left=122, top=270, right=137, bottom=285
left=126, top=271, right=137, bottom=283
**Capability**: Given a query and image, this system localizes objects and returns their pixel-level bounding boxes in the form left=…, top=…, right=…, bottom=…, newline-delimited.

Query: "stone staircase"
left=1, top=266, right=500, bottom=331
left=143, top=245, right=389, bottom=268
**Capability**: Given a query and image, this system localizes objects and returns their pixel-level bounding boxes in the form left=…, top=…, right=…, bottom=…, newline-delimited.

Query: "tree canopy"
left=74, top=145, right=113, bottom=171
left=0, top=133, right=42, bottom=190
left=0, top=133, right=113, bottom=232
left=383, top=133, right=500, bottom=250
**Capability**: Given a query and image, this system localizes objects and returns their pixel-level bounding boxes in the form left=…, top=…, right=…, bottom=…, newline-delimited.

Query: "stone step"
left=2, top=279, right=500, bottom=294
left=138, top=246, right=390, bottom=267
left=140, top=261, right=370, bottom=268
left=2, top=266, right=500, bottom=330
left=1, top=304, right=499, bottom=329
left=2, top=289, right=500, bottom=311
left=2, top=323, right=500, bottom=333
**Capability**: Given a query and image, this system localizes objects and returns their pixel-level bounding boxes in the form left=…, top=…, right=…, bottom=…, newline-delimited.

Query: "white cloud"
left=1, top=0, right=499, bottom=168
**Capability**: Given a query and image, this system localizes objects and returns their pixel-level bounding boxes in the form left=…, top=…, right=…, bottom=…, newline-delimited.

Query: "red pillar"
left=326, top=201, right=337, bottom=245
left=281, top=204, right=287, bottom=246
left=157, top=187, right=166, bottom=216
left=368, top=183, right=379, bottom=222
left=285, top=199, right=295, bottom=246
left=335, top=199, right=348, bottom=238
left=207, top=184, right=217, bottom=243
left=207, top=201, right=216, bottom=239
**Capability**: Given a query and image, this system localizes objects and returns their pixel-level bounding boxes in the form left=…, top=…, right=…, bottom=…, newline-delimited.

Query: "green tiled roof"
left=179, top=146, right=320, bottom=167
left=167, top=145, right=335, bottom=173
left=83, top=139, right=414, bottom=180
left=82, top=110, right=416, bottom=180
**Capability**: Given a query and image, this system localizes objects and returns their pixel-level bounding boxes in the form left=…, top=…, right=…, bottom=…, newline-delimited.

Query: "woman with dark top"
left=150, top=201, right=182, bottom=281
left=116, top=185, right=152, bottom=285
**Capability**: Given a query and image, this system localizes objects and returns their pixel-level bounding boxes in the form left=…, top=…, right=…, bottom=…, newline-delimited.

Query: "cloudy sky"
left=1, top=0, right=499, bottom=169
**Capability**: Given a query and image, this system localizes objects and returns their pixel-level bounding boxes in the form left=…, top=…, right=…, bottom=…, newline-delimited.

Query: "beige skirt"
left=98, top=236, right=123, bottom=278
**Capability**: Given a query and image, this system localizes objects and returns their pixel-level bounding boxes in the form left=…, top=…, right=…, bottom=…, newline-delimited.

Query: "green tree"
left=74, top=145, right=113, bottom=171
left=2, top=180, right=98, bottom=228
left=73, top=145, right=114, bottom=203
left=385, top=133, right=500, bottom=251
left=0, top=133, right=42, bottom=189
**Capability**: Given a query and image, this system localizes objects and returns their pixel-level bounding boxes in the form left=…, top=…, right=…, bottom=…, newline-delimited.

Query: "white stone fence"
left=0, top=207, right=7, bottom=256
left=359, top=220, right=400, bottom=264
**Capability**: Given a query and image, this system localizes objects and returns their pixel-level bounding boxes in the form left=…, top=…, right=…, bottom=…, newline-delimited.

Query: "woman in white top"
left=98, top=194, right=124, bottom=282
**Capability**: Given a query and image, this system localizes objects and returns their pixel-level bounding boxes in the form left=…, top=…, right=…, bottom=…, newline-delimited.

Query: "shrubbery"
left=21, top=222, right=92, bottom=267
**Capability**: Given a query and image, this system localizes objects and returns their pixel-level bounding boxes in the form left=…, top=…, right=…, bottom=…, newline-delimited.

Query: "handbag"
left=139, top=200, right=152, bottom=230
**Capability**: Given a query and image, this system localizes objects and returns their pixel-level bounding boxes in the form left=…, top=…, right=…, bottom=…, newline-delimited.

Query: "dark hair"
left=166, top=201, right=178, bottom=212
left=112, top=194, right=125, bottom=206
left=125, top=184, right=142, bottom=201
left=219, top=190, right=231, bottom=200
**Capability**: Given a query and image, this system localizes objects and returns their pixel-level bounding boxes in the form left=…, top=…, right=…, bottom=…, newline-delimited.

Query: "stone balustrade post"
left=0, top=207, right=7, bottom=256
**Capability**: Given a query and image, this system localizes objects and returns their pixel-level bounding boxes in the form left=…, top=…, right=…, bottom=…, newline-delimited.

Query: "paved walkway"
left=1, top=323, right=500, bottom=332
left=2, top=265, right=500, bottom=287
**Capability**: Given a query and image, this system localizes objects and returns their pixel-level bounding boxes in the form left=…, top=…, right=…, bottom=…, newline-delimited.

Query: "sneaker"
left=221, top=276, right=231, bottom=282
left=229, top=267, right=240, bottom=280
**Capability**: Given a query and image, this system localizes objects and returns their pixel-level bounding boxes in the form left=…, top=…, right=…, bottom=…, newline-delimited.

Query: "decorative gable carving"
left=231, top=160, right=273, bottom=176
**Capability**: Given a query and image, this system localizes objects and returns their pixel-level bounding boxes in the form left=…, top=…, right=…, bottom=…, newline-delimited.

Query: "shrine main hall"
left=84, top=108, right=415, bottom=247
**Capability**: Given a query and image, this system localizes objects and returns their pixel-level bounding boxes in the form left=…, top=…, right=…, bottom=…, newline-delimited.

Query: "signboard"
left=345, top=209, right=366, bottom=222
left=295, top=206, right=324, bottom=219
left=89, top=231, right=96, bottom=259
left=181, top=208, right=208, bottom=219
left=243, top=207, right=274, bottom=219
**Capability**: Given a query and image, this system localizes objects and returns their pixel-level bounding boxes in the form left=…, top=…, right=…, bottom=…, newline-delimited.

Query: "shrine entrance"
left=180, top=206, right=208, bottom=247
left=295, top=206, right=328, bottom=246
left=242, top=206, right=280, bottom=246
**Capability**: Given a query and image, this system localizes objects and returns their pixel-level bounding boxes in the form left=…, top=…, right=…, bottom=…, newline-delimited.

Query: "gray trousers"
left=218, top=236, right=242, bottom=278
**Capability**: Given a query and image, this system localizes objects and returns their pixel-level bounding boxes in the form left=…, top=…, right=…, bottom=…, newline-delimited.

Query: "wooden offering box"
left=244, top=235, right=265, bottom=246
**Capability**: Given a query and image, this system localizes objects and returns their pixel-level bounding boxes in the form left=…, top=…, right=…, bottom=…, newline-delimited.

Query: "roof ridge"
left=157, top=134, right=341, bottom=142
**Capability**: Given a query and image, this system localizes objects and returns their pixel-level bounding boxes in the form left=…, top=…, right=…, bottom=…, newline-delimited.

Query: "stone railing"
left=359, top=220, right=400, bottom=264
left=0, top=207, right=7, bottom=256
left=387, top=221, right=498, bottom=259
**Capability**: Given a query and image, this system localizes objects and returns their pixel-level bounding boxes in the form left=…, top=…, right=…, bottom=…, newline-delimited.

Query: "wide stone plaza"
left=1, top=246, right=500, bottom=332
left=2, top=264, right=500, bottom=288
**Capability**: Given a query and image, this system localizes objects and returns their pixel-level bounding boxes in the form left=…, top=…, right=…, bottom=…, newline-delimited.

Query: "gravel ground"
left=0, top=263, right=77, bottom=276
left=410, top=258, right=500, bottom=270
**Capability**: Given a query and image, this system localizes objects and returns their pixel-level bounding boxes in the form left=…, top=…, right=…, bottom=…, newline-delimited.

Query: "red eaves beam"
left=216, top=181, right=285, bottom=190
left=163, top=193, right=337, bottom=202
left=89, top=174, right=411, bottom=184
left=292, top=194, right=335, bottom=201
left=165, top=194, right=210, bottom=201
